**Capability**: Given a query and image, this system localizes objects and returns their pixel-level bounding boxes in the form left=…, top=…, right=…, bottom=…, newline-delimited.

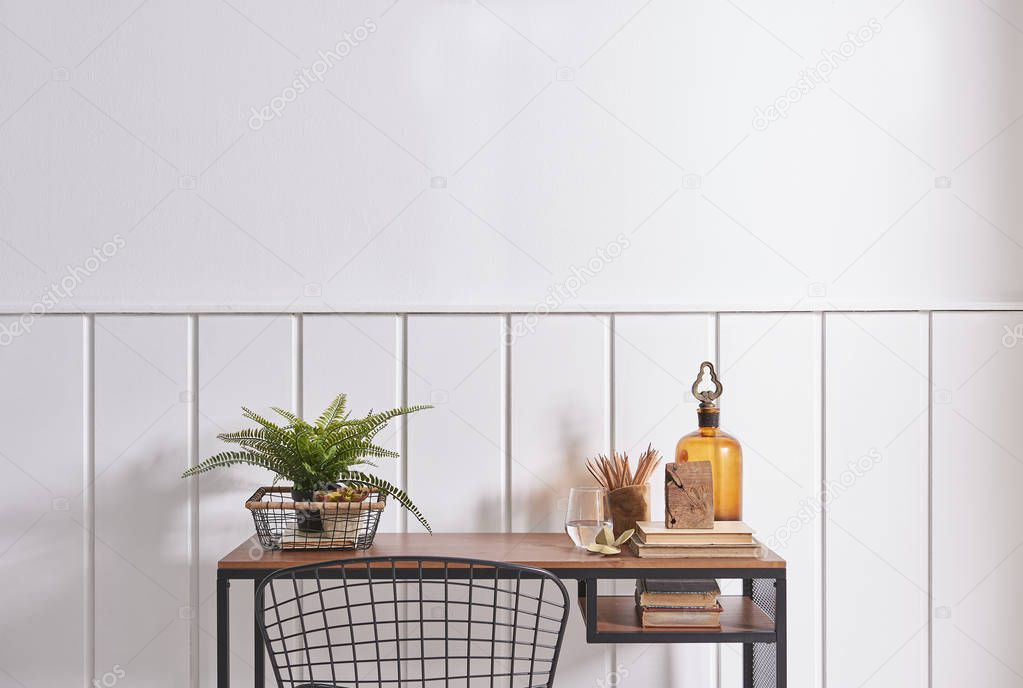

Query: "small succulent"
left=314, top=486, right=371, bottom=503
left=586, top=526, right=634, bottom=555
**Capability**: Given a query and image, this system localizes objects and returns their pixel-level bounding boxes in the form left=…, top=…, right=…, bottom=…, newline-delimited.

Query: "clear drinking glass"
left=565, top=487, right=611, bottom=548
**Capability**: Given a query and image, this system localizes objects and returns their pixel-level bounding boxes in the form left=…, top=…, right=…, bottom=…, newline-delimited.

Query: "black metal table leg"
left=742, top=578, right=753, bottom=688
left=217, top=571, right=230, bottom=688
left=254, top=577, right=264, bottom=688
left=775, top=576, right=787, bottom=688
left=742, top=576, right=786, bottom=688
left=583, top=577, right=598, bottom=643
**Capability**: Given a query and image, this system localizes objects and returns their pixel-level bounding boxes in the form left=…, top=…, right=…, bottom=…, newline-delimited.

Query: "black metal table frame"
left=217, top=564, right=786, bottom=688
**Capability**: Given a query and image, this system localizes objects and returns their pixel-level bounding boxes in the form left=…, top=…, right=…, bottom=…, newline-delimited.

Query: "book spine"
left=639, top=594, right=719, bottom=608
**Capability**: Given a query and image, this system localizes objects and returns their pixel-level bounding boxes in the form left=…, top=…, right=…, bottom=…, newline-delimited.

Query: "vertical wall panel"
left=613, top=314, right=715, bottom=686
left=718, top=313, right=819, bottom=688
left=933, top=312, right=1023, bottom=687
left=304, top=315, right=399, bottom=530
left=510, top=315, right=606, bottom=533
left=825, top=313, right=928, bottom=688
left=407, top=316, right=501, bottom=533
left=0, top=316, right=83, bottom=686
left=511, top=314, right=606, bottom=688
left=95, top=316, right=188, bottom=687
left=196, top=316, right=291, bottom=688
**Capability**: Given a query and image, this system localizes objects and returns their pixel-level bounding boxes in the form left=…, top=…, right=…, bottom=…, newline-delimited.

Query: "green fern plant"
left=181, top=394, right=433, bottom=532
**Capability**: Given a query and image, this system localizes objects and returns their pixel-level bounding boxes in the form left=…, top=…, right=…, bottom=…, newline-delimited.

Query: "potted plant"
left=181, top=394, right=432, bottom=536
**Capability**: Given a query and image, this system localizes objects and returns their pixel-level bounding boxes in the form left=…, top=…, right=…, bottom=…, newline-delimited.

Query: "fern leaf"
left=219, top=428, right=297, bottom=460
left=242, top=407, right=285, bottom=434
left=315, top=393, right=348, bottom=429
left=345, top=471, right=432, bottom=533
left=357, top=404, right=432, bottom=430
left=181, top=451, right=280, bottom=478
left=362, top=444, right=400, bottom=459
left=217, top=428, right=262, bottom=441
left=271, top=407, right=305, bottom=427
left=217, top=428, right=279, bottom=443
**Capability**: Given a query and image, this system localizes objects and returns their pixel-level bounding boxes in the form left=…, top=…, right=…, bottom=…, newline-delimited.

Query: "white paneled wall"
left=933, top=313, right=1023, bottom=688
left=510, top=315, right=608, bottom=688
left=511, top=315, right=606, bottom=535
left=407, top=316, right=502, bottom=533
left=825, top=314, right=928, bottom=688
left=719, top=313, right=821, bottom=688
left=0, top=316, right=83, bottom=687
left=1, top=309, right=1022, bottom=688
left=95, top=316, right=189, bottom=687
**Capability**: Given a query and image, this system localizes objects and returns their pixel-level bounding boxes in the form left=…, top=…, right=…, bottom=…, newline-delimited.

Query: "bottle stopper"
left=692, top=361, right=723, bottom=405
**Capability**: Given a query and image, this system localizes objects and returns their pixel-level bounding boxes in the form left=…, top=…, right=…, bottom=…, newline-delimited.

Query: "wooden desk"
left=217, top=533, right=786, bottom=687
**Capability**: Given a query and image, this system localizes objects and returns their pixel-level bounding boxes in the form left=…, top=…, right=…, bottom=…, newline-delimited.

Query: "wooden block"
left=665, top=462, right=714, bottom=529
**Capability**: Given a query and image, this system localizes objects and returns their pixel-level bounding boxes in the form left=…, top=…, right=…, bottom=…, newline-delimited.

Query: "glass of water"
left=565, top=487, right=611, bottom=548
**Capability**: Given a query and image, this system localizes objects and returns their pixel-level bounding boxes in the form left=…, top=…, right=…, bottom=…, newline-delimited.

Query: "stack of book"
left=635, top=578, right=722, bottom=628
left=630, top=521, right=760, bottom=558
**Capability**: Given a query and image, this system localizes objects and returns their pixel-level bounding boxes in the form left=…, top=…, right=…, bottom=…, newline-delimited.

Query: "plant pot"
left=320, top=510, right=364, bottom=543
left=290, top=488, right=323, bottom=532
left=608, top=484, right=650, bottom=540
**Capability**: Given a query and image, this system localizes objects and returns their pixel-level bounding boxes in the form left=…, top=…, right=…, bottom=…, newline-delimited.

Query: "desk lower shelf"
left=578, top=595, right=776, bottom=644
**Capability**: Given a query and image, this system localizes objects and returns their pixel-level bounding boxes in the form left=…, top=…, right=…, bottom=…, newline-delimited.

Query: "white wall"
left=1, top=0, right=1022, bottom=312
left=1, top=1, right=1022, bottom=688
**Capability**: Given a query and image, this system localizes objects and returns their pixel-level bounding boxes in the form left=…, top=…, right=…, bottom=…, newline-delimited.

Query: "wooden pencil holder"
left=608, top=484, right=650, bottom=539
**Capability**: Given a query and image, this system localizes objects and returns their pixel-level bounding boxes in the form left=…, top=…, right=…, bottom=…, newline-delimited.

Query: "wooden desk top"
left=219, top=533, right=785, bottom=573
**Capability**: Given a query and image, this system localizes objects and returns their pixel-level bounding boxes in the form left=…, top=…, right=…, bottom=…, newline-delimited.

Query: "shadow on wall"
left=518, top=405, right=599, bottom=534
left=3, top=445, right=183, bottom=685
left=6, top=440, right=274, bottom=687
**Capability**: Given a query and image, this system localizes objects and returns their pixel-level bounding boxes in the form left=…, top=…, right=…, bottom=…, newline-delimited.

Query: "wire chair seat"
left=256, top=556, right=572, bottom=688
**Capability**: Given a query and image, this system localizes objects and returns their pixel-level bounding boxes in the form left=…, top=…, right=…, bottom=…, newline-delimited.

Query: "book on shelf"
left=634, top=520, right=755, bottom=545
left=635, top=578, right=720, bottom=608
left=640, top=603, right=723, bottom=629
left=629, top=538, right=763, bottom=558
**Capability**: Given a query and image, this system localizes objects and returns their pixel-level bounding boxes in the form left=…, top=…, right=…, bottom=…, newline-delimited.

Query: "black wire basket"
left=246, top=483, right=385, bottom=551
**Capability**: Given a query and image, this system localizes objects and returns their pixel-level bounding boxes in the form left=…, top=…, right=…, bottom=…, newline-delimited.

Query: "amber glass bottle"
left=675, top=362, right=743, bottom=520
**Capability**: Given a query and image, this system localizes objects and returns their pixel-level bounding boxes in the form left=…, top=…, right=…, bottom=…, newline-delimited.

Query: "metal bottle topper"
left=691, top=361, right=723, bottom=405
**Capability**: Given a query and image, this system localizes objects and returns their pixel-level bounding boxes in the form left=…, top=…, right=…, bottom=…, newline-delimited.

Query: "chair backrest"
left=256, top=556, right=571, bottom=688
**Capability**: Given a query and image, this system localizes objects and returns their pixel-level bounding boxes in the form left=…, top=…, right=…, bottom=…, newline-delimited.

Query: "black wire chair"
left=256, top=556, right=571, bottom=688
